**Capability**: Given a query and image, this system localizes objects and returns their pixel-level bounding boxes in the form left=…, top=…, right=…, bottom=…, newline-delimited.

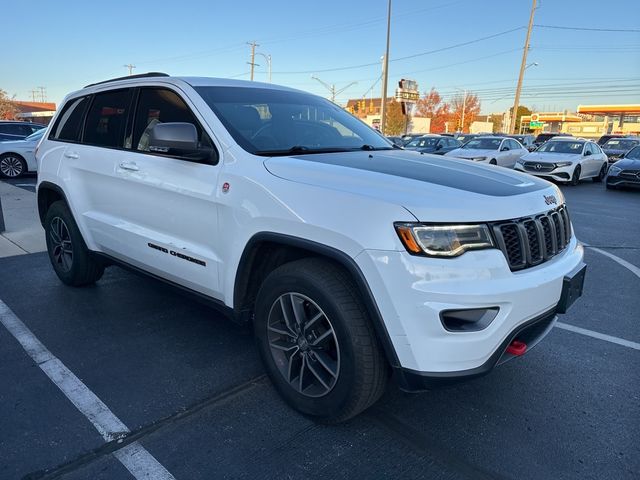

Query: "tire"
left=0, top=153, right=27, bottom=178
left=570, top=165, right=581, bottom=186
left=254, top=258, right=388, bottom=423
left=593, top=163, right=607, bottom=183
left=489, top=159, right=497, bottom=165
left=44, top=201, right=105, bottom=286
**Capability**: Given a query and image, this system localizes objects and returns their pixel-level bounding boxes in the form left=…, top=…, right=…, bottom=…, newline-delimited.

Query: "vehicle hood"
left=603, top=148, right=629, bottom=156
left=522, top=151, right=582, bottom=164
left=445, top=148, right=501, bottom=159
left=264, top=150, right=561, bottom=222
left=612, top=158, right=640, bottom=169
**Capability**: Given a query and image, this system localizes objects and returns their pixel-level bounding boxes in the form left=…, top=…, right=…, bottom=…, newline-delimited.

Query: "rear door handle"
left=119, top=161, right=139, bottom=171
left=64, top=152, right=79, bottom=159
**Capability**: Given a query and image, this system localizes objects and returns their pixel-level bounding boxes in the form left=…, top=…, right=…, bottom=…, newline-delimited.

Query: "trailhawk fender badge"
left=544, top=194, right=557, bottom=205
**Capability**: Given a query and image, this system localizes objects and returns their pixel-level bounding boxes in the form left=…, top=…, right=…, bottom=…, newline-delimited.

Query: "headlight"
left=555, top=161, right=573, bottom=167
left=472, top=157, right=487, bottom=162
left=516, top=158, right=525, bottom=164
left=608, top=166, right=622, bottom=176
left=395, top=223, right=494, bottom=257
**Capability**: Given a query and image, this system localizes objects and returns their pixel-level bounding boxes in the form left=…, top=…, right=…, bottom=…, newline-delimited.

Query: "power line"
left=534, top=24, right=640, bottom=33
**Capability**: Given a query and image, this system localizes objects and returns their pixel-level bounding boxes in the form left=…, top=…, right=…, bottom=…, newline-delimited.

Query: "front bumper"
left=607, top=175, right=640, bottom=188
left=355, top=237, right=584, bottom=389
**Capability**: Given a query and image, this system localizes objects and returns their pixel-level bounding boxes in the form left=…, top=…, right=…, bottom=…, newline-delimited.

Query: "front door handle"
left=64, top=152, right=79, bottom=159
left=119, top=161, right=139, bottom=171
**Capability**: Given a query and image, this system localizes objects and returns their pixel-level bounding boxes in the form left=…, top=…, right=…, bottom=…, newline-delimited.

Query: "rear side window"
left=83, top=89, right=133, bottom=148
left=51, top=96, right=90, bottom=142
left=129, top=87, right=213, bottom=155
left=0, top=123, right=30, bottom=135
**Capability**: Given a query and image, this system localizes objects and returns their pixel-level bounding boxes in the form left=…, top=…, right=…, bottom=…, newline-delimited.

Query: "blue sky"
left=5, top=0, right=639, bottom=113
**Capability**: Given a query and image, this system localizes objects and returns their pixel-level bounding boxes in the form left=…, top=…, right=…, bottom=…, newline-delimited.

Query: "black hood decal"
left=290, top=150, right=548, bottom=197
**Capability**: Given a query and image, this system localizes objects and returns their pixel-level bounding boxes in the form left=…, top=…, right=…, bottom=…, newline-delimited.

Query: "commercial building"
left=6, top=101, right=57, bottom=125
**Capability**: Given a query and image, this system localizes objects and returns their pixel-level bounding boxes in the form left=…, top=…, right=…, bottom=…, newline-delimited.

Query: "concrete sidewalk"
left=0, top=181, right=46, bottom=257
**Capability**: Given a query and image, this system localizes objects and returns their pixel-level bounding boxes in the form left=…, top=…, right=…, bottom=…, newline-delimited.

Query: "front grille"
left=491, top=205, right=572, bottom=271
left=523, top=161, right=555, bottom=173
left=620, top=169, right=640, bottom=179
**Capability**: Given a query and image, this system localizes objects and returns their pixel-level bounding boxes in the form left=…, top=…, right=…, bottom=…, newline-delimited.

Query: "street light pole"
left=511, top=0, right=537, bottom=133
left=255, top=52, right=272, bottom=83
left=380, top=0, right=392, bottom=135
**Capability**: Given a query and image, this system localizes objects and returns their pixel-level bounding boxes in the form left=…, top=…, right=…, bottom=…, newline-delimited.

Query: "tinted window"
left=537, top=141, right=585, bottom=154
left=462, top=138, right=501, bottom=150
left=626, top=146, right=640, bottom=159
left=83, top=89, right=133, bottom=148
left=129, top=88, right=213, bottom=156
left=51, top=96, right=90, bottom=142
left=0, top=123, right=30, bottom=135
left=195, top=86, right=391, bottom=156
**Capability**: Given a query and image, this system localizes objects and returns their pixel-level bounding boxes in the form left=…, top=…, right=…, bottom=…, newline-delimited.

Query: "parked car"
left=403, top=134, right=461, bottom=155
left=400, top=133, right=424, bottom=145
left=532, top=132, right=572, bottom=150
left=606, top=145, right=640, bottom=190
left=444, top=136, right=528, bottom=167
left=0, top=121, right=46, bottom=142
left=0, top=128, right=46, bottom=178
left=515, top=137, right=608, bottom=186
left=386, top=136, right=404, bottom=148
left=507, top=134, right=535, bottom=151
left=596, top=133, right=625, bottom=146
left=36, top=73, right=585, bottom=422
left=602, top=137, right=640, bottom=163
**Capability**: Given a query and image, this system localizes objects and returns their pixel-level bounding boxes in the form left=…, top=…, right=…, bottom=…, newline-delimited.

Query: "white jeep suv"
left=36, top=73, right=586, bottom=422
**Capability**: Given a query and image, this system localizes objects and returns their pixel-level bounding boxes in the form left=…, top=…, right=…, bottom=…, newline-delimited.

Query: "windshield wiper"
left=359, top=144, right=394, bottom=151
left=254, top=146, right=358, bottom=157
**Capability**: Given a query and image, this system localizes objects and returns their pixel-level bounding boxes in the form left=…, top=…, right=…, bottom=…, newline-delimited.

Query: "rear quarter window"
left=51, top=96, right=91, bottom=142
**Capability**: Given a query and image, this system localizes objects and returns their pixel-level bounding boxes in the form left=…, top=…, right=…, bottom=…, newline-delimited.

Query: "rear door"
left=104, top=86, right=223, bottom=298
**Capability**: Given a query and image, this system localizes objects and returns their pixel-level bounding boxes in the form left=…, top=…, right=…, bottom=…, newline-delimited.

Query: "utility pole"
left=247, top=42, right=259, bottom=81
left=511, top=0, right=537, bottom=133
left=38, top=86, right=47, bottom=102
left=124, top=64, right=136, bottom=76
left=30, top=89, right=38, bottom=102
left=311, top=76, right=357, bottom=104
left=380, top=0, right=392, bottom=135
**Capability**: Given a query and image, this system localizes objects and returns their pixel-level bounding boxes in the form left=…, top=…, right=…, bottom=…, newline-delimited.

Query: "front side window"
left=129, top=88, right=214, bottom=158
left=625, top=146, right=640, bottom=159
left=462, top=138, right=501, bottom=150
left=51, top=96, right=90, bottom=142
left=83, top=89, right=133, bottom=148
left=195, top=86, right=391, bottom=156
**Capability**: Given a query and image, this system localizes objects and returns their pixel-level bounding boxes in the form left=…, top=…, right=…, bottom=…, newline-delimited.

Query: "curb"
left=0, top=195, right=5, bottom=233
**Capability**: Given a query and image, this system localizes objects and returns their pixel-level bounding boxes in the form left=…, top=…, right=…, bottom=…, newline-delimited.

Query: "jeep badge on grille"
left=544, top=195, right=557, bottom=205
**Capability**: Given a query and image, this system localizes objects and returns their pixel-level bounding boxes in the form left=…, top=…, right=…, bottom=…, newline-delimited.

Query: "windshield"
left=195, top=86, right=392, bottom=155
left=625, top=146, right=640, bottom=159
left=603, top=139, right=638, bottom=150
left=25, top=129, right=45, bottom=141
left=537, top=141, right=584, bottom=154
left=462, top=138, right=501, bottom=150
left=535, top=134, right=555, bottom=143
left=406, top=137, right=439, bottom=148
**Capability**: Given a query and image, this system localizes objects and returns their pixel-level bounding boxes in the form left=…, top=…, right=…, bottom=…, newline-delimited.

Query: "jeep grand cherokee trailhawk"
left=36, top=73, right=586, bottom=422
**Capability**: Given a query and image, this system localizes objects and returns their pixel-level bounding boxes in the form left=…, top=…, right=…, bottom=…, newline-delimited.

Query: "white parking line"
left=586, top=245, right=640, bottom=279
left=0, top=300, right=176, bottom=480
left=556, top=322, right=640, bottom=351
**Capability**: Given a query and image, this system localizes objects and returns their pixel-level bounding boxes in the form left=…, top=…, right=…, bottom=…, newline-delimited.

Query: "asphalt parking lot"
left=1, top=177, right=638, bottom=480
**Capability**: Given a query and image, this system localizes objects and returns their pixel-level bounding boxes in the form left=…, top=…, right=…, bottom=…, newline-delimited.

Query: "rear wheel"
left=570, top=165, right=581, bottom=186
left=593, top=163, right=607, bottom=182
left=0, top=153, right=27, bottom=178
left=44, top=201, right=104, bottom=286
left=254, top=258, right=388, bottom=423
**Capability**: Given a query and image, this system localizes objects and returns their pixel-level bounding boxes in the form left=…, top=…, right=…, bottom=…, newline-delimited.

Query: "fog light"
left=440, top=307, right=499, bottom=332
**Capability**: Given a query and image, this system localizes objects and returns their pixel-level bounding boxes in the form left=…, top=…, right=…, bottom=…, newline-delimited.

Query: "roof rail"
left=84, top=72, right=170, bottom=88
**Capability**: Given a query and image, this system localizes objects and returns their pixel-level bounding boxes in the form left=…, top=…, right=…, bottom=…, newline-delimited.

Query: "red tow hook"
left=506, top=339, right=527, bottom=356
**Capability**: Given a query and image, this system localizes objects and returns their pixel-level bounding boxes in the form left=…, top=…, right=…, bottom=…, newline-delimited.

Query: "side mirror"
left=149, top=122, right=198, bottom=153
left=500, top=146, right=509, bottom=151
left=435, top=144, right=442, bottom=150
left=584, top=150, right=592, bottom=156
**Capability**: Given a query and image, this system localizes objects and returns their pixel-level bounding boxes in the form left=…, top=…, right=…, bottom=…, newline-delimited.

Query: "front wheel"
left=570, top=165, right=581, bottom=186
left=0, top=153, right=27, bottom=178
left=593, top=163, right=607, bottom=182
left=254, top=258, right=388, bottom=423
left=44, top=201, right=105, bottom=286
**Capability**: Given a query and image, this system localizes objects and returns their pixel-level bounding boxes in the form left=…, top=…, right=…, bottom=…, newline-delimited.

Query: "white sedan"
left=0, top=128, right=45, bottom=178
left=515, top=137, right=608, bottom=186
left=444, top=136, right=528, bottom=168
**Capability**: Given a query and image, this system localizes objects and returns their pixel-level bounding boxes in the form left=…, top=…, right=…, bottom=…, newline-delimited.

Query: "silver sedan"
left=444, top=136, right=528, bottom=168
